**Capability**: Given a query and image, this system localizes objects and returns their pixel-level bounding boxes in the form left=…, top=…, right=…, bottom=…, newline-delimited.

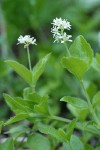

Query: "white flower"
left=52, top=18, right=71, bottom=30
left=61, top=33, right=72, bottom=43
left=52, top=18, right=62, bottom=28
left=62, top=19, right=71, bottom=30
left=54, top=33, right=62, bottom=43
left=17, top=35, right=37, bottom=48
left=51, top=18, right=72, bottom=44
left=51, top=26, right=59, bottom=35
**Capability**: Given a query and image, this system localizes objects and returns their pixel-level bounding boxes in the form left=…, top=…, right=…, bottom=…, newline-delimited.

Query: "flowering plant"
left=0, top=18, right=100, bottom=150
left=51, top=18, right=72, bottom=44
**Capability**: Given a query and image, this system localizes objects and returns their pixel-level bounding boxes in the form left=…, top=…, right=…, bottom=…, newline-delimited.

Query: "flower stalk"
left=27, top=46, right=32, bottom=71
left=64, top=43, right=71, bottom=56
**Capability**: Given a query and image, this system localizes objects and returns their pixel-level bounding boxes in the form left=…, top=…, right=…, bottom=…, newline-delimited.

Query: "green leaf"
left=38, top=124, right=63, bottom=141
left=0, top=121, right=4, bottom=133
left=66, top=119, right=77, bottom=140
left=27, top=133, right=51, bottom=150
left=60, top=96, right=88, bottom=109
left=61, top=35, right=93, bottom=80
left=70, top=135, right=84, bottom=150
left=67, top=104, right=88, bottom=121
left=63, top=135, right=84, bottom=150
left=34, top=96, right=49, bottom=114
left=69, top=35, right=93, bottom=63
left=61, top=57, right=88, bottom=80
left=4, top=113, right=29, bottom=125
left=92, top=91, right=100, bottom=108
left=32, top=53, right=51, bottom=85
left=23, top=87, right=42, bottom=104
left=0, top=138, right=14, bottom=150
left=63, top=142, right=71, bottom=150
left=3, top=94, right=30, bottom=114
left=14, top=97, right=35, bottom=111
left=58, top=128, right=67, bottom=141
left=5, top=60, right=32, bottom=85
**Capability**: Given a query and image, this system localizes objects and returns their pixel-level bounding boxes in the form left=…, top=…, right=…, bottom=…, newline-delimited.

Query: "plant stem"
left=26, top=46, right=35, bottom=90
left=27, top=46, right=32, bottom=71
left=80, top=80, right=100, bottom=126
left=64, top=43, right=71, bottom=56
left=30, top=113, right=100, bottom=135
left=49, top=115, right=71, bottom=123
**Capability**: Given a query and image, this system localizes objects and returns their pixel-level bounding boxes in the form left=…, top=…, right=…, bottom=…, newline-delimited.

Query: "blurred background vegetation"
left=0, top=0, right=100, bottom=123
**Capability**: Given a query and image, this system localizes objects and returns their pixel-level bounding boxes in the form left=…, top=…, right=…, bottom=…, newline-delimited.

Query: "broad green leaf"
left=63, top=142, right=72, bottom=150
left=62, top=35, right=93, bottom=80
left=61, top=57, right=89, bottom=80
left=27, top=133, right=51, bottom=150
left=3, top=94, right=30, bottom=114
left=70, top=135, right=84, bottom=150
left=23, top=87, right=42, bottom=104
left=34, top=96, right=49, bottom=114
left=38, top=124, right=63, bottom=141
left=60, top=96, right=88, bottom=109
left=68, top=104, right=88, bottom=121
left=66, top=119, right=77, bottom=140
left=4, top=113, right=29, bottom=125
left=69, top=35, right=93, bottom=64
left=92, top=91, right=100, bottom=108
left=14, top=97, right=35, bottom=111
left=5, top=60, right=32, bottom=85
left=63, top=135, right=84, bottom=150
left=58, top=128, right=67, bottom=141
left=0, top=138, right=14, bottom=150
left=0, top=121, right=4, bottom=133
left=32, top=53, right=51, bottom=85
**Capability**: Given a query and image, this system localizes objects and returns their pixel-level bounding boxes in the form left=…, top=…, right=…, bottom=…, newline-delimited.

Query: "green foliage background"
left=0, top=0, right=100, bottom=118
left=0, top=0, right=100, bottom=148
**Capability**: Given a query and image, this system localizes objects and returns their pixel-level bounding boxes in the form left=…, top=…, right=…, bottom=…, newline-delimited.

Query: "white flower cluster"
left=51, top=18, right=72, bottom=43
left=17, top=35, right=37, bottom=48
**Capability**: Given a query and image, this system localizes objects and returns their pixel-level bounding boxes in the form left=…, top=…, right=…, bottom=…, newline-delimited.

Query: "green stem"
left=49, top=115, right=71, bottom=123
left=26, top=46, right=35, bottom=90
left=27, top=46, right=32, bottom=71
left=30, top=113, right=100, bottom=135
left=80, top=80, right=100, bottom=126
left=64, top=43, right=71, bottom=56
